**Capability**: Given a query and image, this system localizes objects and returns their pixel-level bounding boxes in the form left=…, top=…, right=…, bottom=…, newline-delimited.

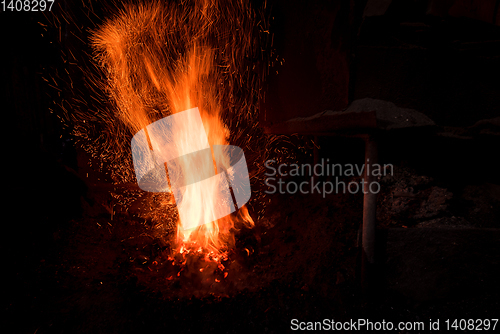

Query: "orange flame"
left=91, top=0, right=255, bottom=255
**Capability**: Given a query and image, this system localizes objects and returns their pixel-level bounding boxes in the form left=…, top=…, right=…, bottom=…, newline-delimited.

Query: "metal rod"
left=362, top=135, right=378, bottom=292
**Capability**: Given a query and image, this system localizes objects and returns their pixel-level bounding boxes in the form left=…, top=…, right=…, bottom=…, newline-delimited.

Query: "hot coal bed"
left=4, top=1, right=500, bottom=333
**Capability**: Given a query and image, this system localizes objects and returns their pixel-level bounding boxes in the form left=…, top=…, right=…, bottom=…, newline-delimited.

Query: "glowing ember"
left=90, top=0, right=257, bottom=257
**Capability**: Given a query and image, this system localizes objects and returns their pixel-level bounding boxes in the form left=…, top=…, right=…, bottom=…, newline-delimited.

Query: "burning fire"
left=90, top=0, right=257, bottom=257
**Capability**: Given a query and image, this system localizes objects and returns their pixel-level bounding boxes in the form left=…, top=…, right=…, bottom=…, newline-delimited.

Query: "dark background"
left=2, top=0, right=500, bottom=333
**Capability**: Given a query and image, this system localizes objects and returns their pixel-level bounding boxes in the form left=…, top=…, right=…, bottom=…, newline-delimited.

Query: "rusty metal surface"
left=262, top=98, right=437, bottom=136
